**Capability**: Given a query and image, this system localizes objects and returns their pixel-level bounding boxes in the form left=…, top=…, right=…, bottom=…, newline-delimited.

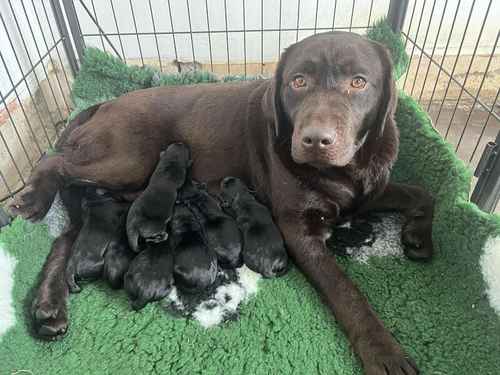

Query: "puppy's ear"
left=262, top=48, right=292, bottom=139
left=373, top=43, right=397, bottom=139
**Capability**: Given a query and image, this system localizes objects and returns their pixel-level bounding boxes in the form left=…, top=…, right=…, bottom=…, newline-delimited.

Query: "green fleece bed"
left=1, top=24, right=500, bottom=375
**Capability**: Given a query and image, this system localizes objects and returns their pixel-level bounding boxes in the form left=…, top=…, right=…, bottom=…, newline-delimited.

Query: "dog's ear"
left=262, top=77, right=284, bottom=139
left=262, top=48, right=292, bottom=139
left=373, top=43, right=397, bottom=139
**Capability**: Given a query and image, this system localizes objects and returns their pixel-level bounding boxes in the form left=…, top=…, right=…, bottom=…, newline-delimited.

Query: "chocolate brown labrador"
left=12, top=31, right=434, bottom=374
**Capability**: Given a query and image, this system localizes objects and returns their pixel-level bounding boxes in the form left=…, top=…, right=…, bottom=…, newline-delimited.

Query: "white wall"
left=404, top=0, right=499, bottom=56
left=75, top=0, right=391, bottom=63
left=0, top=0, right=498, bottom=103
left=75, top=0, right=499, bottom=64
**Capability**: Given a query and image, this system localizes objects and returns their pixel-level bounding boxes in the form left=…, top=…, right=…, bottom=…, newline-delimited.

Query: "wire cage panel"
left=72, top=0, right=390, bottom=75
left=0, top=0, right=74, bottom=204
left=0, top=0, right=498, bottom=211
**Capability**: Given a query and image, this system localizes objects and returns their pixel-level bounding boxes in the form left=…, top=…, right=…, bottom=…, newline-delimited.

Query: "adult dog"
left=12, top=31, right=434, bottom=374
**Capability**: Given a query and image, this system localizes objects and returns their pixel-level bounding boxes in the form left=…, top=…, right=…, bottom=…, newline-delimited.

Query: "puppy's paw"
left=9, top=185, right=53, bottom=222
left=127, top=225, right=141, bottom=252
left=66, top=273, right=82, bottom=293
left=244, top=248, right=289, bottom=278
left=402, top=211, right=433, bottom=261
left=140, top=228, right=168, bottom=244
left=65, top=263, right=82, bottom=293
left=128, top=222, right=168, bottom=251
left=32, top=296, right=68, bottom=340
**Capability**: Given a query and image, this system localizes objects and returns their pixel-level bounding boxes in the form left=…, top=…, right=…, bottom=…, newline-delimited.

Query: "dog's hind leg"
left=9, top=104, right=103, bottom=222
left=10, top=155, right=64, bottom=222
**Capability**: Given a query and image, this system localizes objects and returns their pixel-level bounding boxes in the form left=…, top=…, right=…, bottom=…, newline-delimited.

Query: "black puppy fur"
left=124, top=242, right=174, bottom=310
left=169, top=204, right=218, bottom=293
left=127, top=143, right=192, bottom=251
left=65, top=189, right=130, bottom=292
left=103, top=238, right=136, bottom=289
left=180, top=179, right=243, bottom=268
left=220, top=177, right=288, bottom=278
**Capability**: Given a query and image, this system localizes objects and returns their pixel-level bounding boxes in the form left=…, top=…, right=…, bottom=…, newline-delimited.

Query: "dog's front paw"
left=359, top=336, right=419, bottom=375
left=32, top=295, right=69, bottom=340
left=363, top=351, right=419, bottom=375
left=402, top=209, right=433, bottom=261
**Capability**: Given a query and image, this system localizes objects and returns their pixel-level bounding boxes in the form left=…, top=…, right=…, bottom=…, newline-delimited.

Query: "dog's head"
left=263, top=31, right=396, bottom=169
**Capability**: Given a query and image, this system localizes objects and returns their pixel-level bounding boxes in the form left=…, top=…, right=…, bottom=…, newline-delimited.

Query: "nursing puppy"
left=65, top=189, right=130, bottom=292
left=220, top=177, right=288, bottom=278
left=124, top=242, right=174, bottom=310
left=169, top=204, right=218, bottom=293
left=180, top=180, right=243, bottom=268
left=103, top=238, right=136, bottom=289
left=127, top=143, right=192, bottom=251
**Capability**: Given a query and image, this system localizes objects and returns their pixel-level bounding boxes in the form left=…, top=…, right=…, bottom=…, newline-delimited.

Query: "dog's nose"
left=301, top=128, right=335, bottom=149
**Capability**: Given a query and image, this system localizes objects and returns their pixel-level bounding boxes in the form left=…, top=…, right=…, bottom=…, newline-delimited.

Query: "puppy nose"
left=301, top=129, right=335, bottom=149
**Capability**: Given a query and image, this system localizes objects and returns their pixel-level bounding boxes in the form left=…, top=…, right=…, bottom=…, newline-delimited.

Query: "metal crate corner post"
left=58, top=0, right=85, bottom=69
left=471, top=130, right=500, bottom=213
left=50, top=0, right=80, bottom=76
left=387, top=0, right=410, bottom=33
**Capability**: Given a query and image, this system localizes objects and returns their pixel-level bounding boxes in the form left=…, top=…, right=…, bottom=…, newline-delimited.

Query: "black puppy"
left=169, top=204, right=218, bottom=293
left=65, top=189, right=130, bottom=292
left=103, top=238, right=136, bottom=289
left=180, top=180, right=242, bottom=268
left=127, top=143, right=192, bottom=251
left=123, top=242, right=174, bottom=310
left=220, top=177, right=288, bottom=278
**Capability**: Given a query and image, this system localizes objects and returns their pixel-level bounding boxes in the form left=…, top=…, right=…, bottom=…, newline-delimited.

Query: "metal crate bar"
left=402, top=34, right=499, bottom=123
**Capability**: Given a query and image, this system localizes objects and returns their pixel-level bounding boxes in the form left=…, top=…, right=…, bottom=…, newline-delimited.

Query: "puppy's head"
left=161, top=142, right=192, bottom=165
left=220, top=177, right=249, bottom=202
left=74, top=193, right=129, bottom=257
left=169, top=204, right=201, bottom=237
left=158, top=143, right=193, bottom=184
left=263, top=31, right=396, bottom=169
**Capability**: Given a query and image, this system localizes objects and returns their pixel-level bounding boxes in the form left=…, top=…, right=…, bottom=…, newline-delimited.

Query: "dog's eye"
left=291, top=75, right=307, bottom=89
left=351, top=77, right=366, bottom=89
